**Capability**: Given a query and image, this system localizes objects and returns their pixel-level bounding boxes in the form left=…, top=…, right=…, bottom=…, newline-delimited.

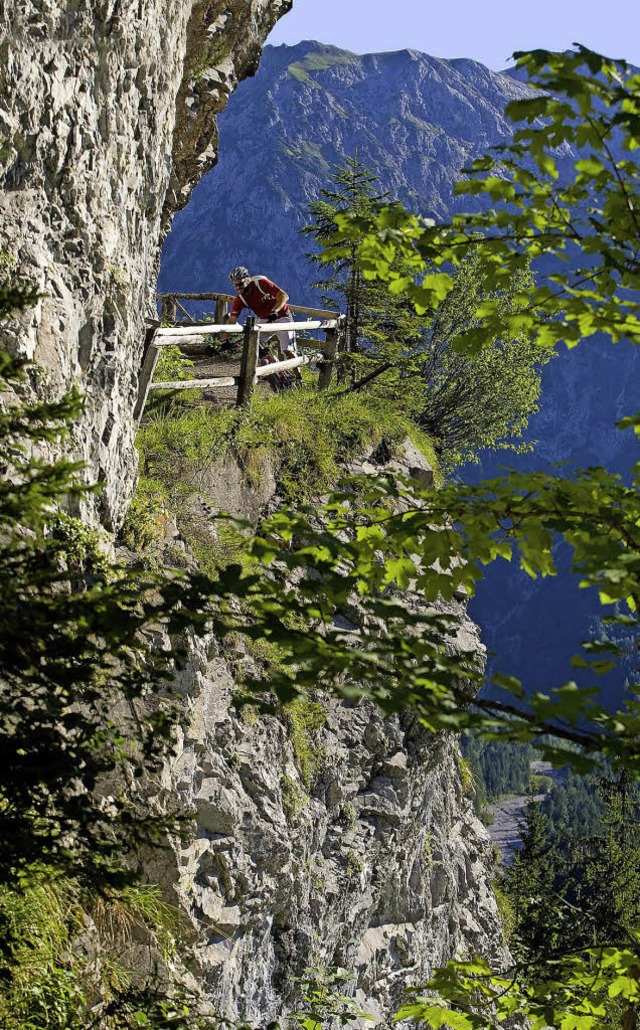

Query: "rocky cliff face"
left=143, top=443, right=505, bottom=1026
left=0, top=0, right=289, bottom=527
left=169, top=657, right=503, bottom=1025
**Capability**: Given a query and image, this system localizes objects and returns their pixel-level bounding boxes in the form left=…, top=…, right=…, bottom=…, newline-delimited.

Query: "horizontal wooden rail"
left=155, top=334, right=331, bottom=354
left=148, top=353, right=314, bottom=392
left=136, top=307, right=345, bottom=420
left=255, top=319, right=338, bottom=331
left=255, top=352, right=312, bottom=377
left=149, top=377, right=238, bottom=390
left=157, top=320, right=338, bottom=336
left=156, top=323, right=243, bottom=337
left=151, top=335, right=209, bottom=348
left=157, top=291, right=338, bottom=319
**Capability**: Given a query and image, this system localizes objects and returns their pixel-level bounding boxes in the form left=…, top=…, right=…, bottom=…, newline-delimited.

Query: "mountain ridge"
left=159, top=40, right=532, bottom=301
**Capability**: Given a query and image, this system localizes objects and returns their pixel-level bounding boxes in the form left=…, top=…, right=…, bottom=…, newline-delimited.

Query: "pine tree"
left=302, top=154, right=390, bottom=359
left=502, top=790, right=566, bottom=966
left=303, top=160, right=549, bottom=465
left=580, top=772, right=640, bottom=946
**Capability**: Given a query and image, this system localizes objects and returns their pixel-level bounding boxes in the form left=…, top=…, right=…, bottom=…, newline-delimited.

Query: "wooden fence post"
left=215, top=297, right=226, bottom=325
left=134, top=326, right=161, bottom=423
left=237, top=316, right=259, bottom=407
left=318, top=320, right=340, bottom=391
left=161, top=295, right=177, bottom=326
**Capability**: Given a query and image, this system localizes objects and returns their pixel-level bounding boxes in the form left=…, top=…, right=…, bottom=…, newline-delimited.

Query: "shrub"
left=283, top=699, right=328, bottom=789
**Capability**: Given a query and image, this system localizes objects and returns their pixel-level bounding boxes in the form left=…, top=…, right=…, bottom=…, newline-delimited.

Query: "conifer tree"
left=302, top=154, right=390, bottom=359
left=580, top=772, right=640, bottom=946
left=501, top=790, right=565, bottom=965
left=303, top=160, right=549, bottom=465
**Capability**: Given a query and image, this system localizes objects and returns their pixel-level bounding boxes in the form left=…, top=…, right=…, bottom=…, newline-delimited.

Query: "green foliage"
left=501, top=791, right=562, bottom=964
left=457, top=753, right=475, bottom=795
left=137, top=402, right=239, bottom=489
left=399, top=776, right=640, bottom=1030
left=304, top=159, right=549, bottom=465
left=380, top=48, right=640, bottom=1030
left=543, top=767, right=605, bottom=851
left=0, top=294, right=176, bottom=884
left=345, top=851, right=365, bottom=878
left=406, top=425, right=445, bottom=488
left=289, top=967, right=374, bottom=1028
left=240, top=387, right=406, bottom=500
left=213, top=467, right=640, bottom=777
left=0, top=874, right=85, bottom=1029
left=462, top=736, right=534, bottom=802
left=492, top=883, right=516, bottom=944
left=409, top=250, right=549, bottom=467
left=577, top=773, right=640, bottom=948
left=0, top=870, right=185, bottom=1030
left=280, top=775, right=308, bottom=820
left=0, top=354, right=197, bottom=884
left=339, top=800, right=356, bottom=829
left=302, top=155, right=390, bottom=360
left=325, top=49, right=640, bottom=352
left=120, top=477, right=172, bottom=551
left=154, top=345, right=194, bottom=383
left=210, top=47, right=640, bottom=762
left=136, top=383, right=415, bottom=514
left=395, top=945, right=640, bottom=1030
left=282, top=700, right=327, bottom=789
left=0, top=282, right=228, bottom=1027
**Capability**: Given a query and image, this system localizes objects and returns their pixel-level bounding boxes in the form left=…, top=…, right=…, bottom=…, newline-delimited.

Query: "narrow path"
left=163, top=348, right=276, bottom=406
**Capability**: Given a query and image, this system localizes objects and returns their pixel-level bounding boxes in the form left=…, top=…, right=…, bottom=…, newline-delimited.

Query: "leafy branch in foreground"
left=324, top=46, right=640, bottom=352
left=201, top=48, right=640, bottom=1027
left=0, top=286, right=224, bottom=1025
left=395, top=943, right=640, bottom=1030
left=300, top=44, right=640, bottom=1030
left=212, top=464, right=640, bottom=775
left=215, top=47, right=640, bottom=764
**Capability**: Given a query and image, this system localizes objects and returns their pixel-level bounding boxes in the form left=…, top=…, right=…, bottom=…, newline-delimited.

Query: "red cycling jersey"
left=230, top=277, right=291, bottom=320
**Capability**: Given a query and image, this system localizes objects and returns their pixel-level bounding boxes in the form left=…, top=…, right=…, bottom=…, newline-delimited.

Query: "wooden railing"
left=156, top=291, right=339, bottom=325
left=134, top=292, right=345, bottom=422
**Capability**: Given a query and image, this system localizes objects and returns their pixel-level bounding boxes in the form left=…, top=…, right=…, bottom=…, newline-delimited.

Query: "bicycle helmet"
left=229, top=266, right=249, bottom=285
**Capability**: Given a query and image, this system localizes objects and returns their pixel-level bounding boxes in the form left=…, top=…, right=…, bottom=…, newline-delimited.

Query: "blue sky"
left=267, top=0, right=640, bottom=70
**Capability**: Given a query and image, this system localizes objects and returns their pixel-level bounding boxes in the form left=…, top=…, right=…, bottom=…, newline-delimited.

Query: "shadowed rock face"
left=0, top=0, right=290, bottom=527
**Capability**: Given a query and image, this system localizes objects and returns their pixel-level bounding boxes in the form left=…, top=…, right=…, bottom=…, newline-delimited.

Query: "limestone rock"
left=0, top=0, right=289, bottom=527
left=163, top=638, right=505, bottom=1025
